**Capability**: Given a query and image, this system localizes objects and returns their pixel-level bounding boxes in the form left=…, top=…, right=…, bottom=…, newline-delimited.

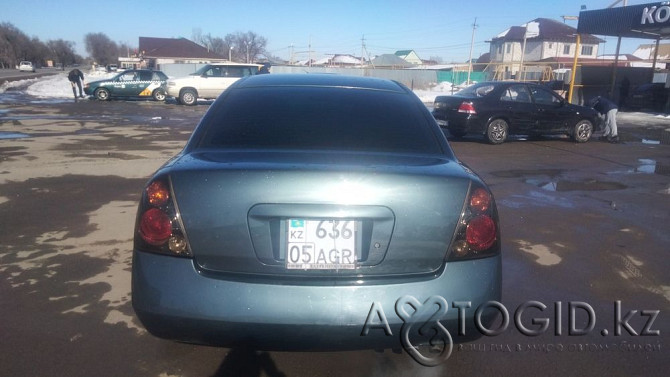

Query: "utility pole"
left=608, top=0, right=628, bottom=96
left=361, top=35, right=365, bottom=67
left=360, top=35, right=374, bottom=69
left=467, top=18, right=478, bottom=85
left=289, top=44, right=294, bottom=65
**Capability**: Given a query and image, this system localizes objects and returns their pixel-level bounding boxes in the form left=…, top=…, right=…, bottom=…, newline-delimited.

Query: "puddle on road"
left=73, top=128, right=102, bottom=135
left=525, top=178, right=628, bottom=192
left=606, top=159, right=670, bottom=176
left=635, top=158, right=670, bottom=175
left=0, top=131, right=30, bottom=139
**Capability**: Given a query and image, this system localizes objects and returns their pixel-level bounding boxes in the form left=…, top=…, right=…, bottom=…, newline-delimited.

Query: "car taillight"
left=458, top=101, right=476, bottom=114
left=447, top=184, right=499, bottom=261
left=139, top=208, right=172, bottom=245
left=134, top=176, right=191, bottom=257
left=466, top=215, right=496, bottom=251
left=146, top=180, right=170, bottom=206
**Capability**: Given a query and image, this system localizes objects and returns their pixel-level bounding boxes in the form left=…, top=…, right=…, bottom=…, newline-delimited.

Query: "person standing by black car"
left=68, top=68, right=85, bottom=102
left=590, top=95, right=619, bottom=143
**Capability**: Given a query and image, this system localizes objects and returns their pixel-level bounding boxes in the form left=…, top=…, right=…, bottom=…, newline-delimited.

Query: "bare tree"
left=0, top=23, right=56, bottom=68
left=225, top=31, right=267, bottom=63
left=47, top=39, right=78, bottom=68
left=0, top=22, right=30, bottom=68
left=117, top=41, right=136, bottom=58
left=84, top=32, right=119, bottom=65
left=192, top=28, right=204, bottom=46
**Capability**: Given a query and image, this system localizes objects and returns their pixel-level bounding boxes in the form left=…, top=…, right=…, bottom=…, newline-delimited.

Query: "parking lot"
left=0, top=97, right=668, bottom=376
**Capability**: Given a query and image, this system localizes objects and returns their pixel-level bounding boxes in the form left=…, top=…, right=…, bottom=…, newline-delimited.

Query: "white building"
left=487, top=18, right=604, bottom=79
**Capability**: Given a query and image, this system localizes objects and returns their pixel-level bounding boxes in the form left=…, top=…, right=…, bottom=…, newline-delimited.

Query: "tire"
left=179, top=89, right=197, bottom=106
left=486, top=119, right=508, bottom=144
left=153, top=89, right=166, bottom=101
left=572, top=120, right=593, bottom=142
left=94, top=88, right=110, bottom=101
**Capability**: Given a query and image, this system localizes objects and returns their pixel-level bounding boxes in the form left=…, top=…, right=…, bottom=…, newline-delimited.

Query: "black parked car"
left=432, top=81, right=600, bottom=144
left=625, top=83, right=668, bottom=113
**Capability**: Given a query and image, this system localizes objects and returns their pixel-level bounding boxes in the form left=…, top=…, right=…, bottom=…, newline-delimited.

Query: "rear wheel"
left=572, top=120, right=593, bottom=142
left=179, top=89, right=197, bottom=106
left=94, top=88, right=110, bottom=101
left=486, top=119, right=508, bottom=144
left=153, top=89, right=166, bottom=101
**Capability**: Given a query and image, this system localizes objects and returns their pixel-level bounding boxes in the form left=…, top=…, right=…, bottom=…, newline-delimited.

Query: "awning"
left=578, top=2, right=670, bottom=39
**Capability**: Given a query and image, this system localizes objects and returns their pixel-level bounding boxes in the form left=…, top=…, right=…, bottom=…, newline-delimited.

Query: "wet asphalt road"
left=0, top=91, right=669, bottom=376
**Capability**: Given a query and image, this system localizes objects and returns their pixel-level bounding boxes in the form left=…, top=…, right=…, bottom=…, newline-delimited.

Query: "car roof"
left=208, top=62, right=263, bottom=67
left=473, top=81, right=543, bottom=87
left=118, top=69, right=164, bottom=73
left=234, top=74, right=408, bottom=93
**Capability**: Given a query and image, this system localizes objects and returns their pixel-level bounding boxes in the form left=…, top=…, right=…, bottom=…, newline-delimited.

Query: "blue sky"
left=1, top=0, right=657, bottom=62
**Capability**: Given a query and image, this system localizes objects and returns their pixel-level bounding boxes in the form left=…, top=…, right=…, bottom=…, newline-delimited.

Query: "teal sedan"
left=84, top=69, right=169, bottom=101
left=132, top=74, right=501, bottom=358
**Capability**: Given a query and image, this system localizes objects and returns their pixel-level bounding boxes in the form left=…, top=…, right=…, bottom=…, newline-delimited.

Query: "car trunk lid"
left=168, top=150, right=471, bottom=279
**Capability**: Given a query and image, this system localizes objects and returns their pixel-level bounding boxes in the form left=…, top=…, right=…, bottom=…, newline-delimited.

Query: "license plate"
left=436, top=119, right=448, bottom=127
left=286, top=219, right=357, bottom=269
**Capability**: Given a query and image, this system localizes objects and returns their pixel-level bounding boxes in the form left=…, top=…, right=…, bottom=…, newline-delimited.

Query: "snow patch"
left=516, top=240, right=562, bottom=266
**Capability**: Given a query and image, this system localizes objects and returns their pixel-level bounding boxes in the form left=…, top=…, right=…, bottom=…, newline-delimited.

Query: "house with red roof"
left=136, top=37, right=228, bottom=69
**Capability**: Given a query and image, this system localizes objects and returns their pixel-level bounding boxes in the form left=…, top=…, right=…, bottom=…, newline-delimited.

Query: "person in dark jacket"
left=590, top=96, right=619, bottom=143
left=68, top=68, right=85, bottom=102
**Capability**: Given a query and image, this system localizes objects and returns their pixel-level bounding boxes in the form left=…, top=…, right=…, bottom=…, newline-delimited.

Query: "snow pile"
left=0, top=77, right=42, bottom=94
left=25, top=70, right=115, bottom=98
left=25, top=74, right=72, bottom=98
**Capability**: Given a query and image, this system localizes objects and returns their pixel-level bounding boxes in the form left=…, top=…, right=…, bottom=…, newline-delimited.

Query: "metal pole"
left=569, top=34, right=581, bottom=104
left=652, top=38, right=660, bottom=81
left=520, top=33, right=527, bottom=81
left=607, top=0, right=628, bottom=95
left=609, top=36, right=622, bottom=95
left=467, top=18, right=477, bottom=85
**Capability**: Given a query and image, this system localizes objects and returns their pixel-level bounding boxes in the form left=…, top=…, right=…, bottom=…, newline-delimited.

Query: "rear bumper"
left=132, top=251, right=501, bottom=351
left=432, top=111, right=482, bottom=135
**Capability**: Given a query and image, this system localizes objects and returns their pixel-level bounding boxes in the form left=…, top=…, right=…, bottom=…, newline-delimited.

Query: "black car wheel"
left=572, top=120, right=593, bottom=143
left=179, top=89, right=197, bottom=106
left=486, top=119, right=508, bottom=144
left=153, top=89, right=166, bottom=101
left=94, top=88, right=110, bottom=101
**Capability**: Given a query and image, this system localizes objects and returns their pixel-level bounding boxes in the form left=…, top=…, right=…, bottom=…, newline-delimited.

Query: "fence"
left=157, top=63, right=459, bottom=89
left=436, top=70, right=487, bottom=85
left=269, top=65, right=439, bottom=89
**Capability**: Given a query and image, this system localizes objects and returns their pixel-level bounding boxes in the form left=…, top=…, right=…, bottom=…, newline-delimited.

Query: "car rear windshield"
left=195, top=86, right=444, bottom=155
left=456, top=83, right=495, bottom=97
